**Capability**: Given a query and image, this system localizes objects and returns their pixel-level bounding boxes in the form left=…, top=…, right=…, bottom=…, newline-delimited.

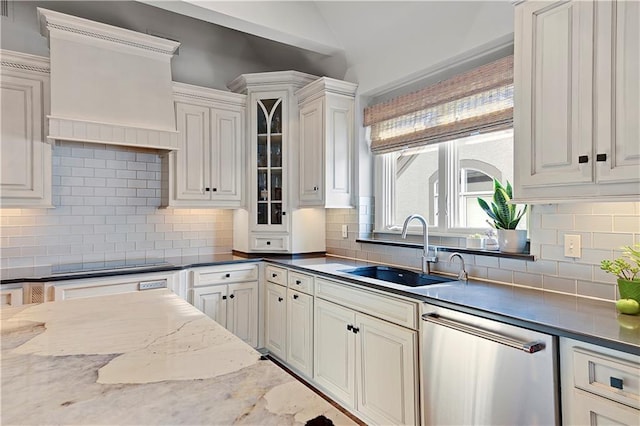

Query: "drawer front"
left=572, top=388, right=640, bottom=426
left=315, top=278, right=417, bottom=329
left=192, top=264, right=259, bottom=287
left=266, top=265, right=288, bottom=286
left=288, top=271, right=314, bottom=295
left=252, top=234, right=289, bottom=252
left=573, top=347, right=640, bottom=410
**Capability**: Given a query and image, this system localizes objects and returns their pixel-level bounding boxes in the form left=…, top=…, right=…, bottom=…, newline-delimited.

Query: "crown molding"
left=173, top=82, right=246, bottom=109
left=0, top=49, right=50, bottom=74
left=37, top=8, right=180, bottom=57
left=227, top=70, right=319, bottom=94
left=296, top=77, right=358, bottom=103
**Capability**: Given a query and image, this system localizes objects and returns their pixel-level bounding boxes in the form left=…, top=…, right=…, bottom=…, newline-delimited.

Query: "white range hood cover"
left=37, top=8, right=180, bottom=150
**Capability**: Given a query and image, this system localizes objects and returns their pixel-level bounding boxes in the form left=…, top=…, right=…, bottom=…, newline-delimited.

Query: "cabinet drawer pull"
left=293, top=294, right=299, bottom=300
left=578, top=155, right=589, bottom=164
left=596, top=153, right=607, bottom=162
left=352, top=326, right=360, bottom=334
left=278, top=297, right=283, bottom=302
left=296, top=280, right=302, bottom=285
left=610, top=377, right=624, bottom=390
left=272, top=273, right=277, bottom=278
left=346, top=324, right=353, bottom=331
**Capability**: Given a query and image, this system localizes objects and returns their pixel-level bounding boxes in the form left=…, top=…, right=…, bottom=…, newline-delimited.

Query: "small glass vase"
left=617, top=278, right=640, bottom=303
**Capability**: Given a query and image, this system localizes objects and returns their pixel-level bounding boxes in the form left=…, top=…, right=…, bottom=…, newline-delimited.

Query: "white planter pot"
left=497, top=229, right=527, bottom=253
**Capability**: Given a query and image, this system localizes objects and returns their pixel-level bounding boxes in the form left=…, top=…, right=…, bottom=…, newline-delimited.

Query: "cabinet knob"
left=282, top=212, right=286, bottom=216
left=272, top=273, right=277, bottom=278
left=596, top=153, right=607, bottom=162
left=352, top=326, right=360, bottom=334
left=224, top=273, right=231, bottom=278
left=222, top=295, right=227, bottom=300
left=212, top=188, right=217, bottom=192
left=313, top=186, right=318, bottom=191
left=278, top=297, right=283, bottom=302
left=293, top=294, right=299, bottom=300
left=229, top=294, right=235, bottom=299
left=578, top=155, right=589, bottom=164
left=346, top=324, right=353, bottom=331
left=296, top=280, right=302, bottom=285
left=205, top=187, right=211, bottom=192
left=267, top=241, right=271, bottom=246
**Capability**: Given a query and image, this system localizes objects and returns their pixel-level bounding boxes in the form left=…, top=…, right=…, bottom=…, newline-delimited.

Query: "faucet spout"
left=401, top=214, right=437, bottom=274
left=448, top=252, right=468, bottom=281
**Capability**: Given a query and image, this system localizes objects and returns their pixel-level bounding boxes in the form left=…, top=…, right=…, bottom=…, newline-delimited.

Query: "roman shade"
left=365, top=55, right=513, bottom=154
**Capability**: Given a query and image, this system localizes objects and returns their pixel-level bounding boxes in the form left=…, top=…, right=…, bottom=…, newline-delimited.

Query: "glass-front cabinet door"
left=253, top=93, right=288, bottom=232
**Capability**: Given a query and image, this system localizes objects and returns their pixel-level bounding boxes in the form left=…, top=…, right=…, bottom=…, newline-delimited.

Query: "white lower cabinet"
left=264, top=281, right=287, bottom=360
left=264, top=267, right=314, bottom=379
left=314, top=298, right=418, bottom=426
left=44, top=272, right=178, bottom=302
left=286, top=288, right=313, bottom=378
left=190, top=264, right=259, bottom=348
left=560, top=337, right=640, bottom=425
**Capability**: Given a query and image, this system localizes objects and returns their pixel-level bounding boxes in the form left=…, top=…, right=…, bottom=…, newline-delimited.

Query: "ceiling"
left=139, top=1, right=515, bottom=96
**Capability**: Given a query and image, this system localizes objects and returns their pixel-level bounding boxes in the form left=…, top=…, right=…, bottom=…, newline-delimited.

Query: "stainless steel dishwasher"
left=421, top=304, right=559, bottom=425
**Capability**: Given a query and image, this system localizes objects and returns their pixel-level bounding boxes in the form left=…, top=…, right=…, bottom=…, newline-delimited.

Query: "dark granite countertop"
left=0, top=254, right=256, bottom=284
left=2, top=254, right=638, bottom=355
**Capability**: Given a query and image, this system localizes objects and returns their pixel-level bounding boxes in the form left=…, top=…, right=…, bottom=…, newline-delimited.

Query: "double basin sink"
left=340, top=266, right=454, bottom=287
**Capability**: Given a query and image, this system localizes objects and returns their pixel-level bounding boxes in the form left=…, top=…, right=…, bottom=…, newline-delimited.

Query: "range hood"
left=37, top=8, right=180, bottom=150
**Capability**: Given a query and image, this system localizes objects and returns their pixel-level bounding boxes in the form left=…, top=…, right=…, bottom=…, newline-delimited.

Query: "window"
left=367, top=55, right=524, bottom=236
left=376, top=128, right=524, bottom=234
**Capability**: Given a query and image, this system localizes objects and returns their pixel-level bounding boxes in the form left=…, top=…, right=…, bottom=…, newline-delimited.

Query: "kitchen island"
left=0, top=289, right=356, bottom=425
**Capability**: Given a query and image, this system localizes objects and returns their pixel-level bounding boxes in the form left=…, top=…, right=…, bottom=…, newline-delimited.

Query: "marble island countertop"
left=0, top=289, right=356, bottom=426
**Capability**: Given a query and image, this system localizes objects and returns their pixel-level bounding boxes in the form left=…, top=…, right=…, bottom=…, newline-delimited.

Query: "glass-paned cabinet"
left=256, top=98, right=284, bottom=226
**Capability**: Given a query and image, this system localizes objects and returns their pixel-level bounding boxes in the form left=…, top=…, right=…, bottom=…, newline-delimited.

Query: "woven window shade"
left=365, top=55, right=514, bottom=154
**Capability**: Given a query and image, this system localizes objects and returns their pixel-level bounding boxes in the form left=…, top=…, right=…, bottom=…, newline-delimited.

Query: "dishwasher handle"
left=422, top=312, right=546, bottom=354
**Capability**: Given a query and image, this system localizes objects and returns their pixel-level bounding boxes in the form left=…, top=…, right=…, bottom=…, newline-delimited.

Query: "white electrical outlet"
left=564, top=234, right=581, bottom=258
left=342, top=224, right=348, bottom=238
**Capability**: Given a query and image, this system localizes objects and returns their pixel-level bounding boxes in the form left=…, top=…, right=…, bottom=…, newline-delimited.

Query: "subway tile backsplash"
left=326, top=198, right=640, bottom=302
left=0, top=142, right=232, bottom=268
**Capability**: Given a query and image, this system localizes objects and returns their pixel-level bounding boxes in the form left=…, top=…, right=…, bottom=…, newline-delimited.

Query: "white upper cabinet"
left=164, top=83, right=245, bottom=208
left=514, top=0, right=640, bottom=202
left=296, top=78, right=357, bottom=208
left=0, top=50, right=52, bottom=208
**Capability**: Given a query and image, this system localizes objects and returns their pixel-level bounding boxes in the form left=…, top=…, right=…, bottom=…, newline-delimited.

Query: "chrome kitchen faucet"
left=401, top=214, right=438, bottom=275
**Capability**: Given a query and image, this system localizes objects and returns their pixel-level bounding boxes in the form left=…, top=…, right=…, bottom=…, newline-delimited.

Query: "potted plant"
left=601, top=244, right=640, bottom=313
left=477, top=179, right=528, bottom=253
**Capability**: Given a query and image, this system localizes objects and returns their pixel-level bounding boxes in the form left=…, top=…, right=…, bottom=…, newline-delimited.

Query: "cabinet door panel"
left=265, top=282, right=287, bottom=360
left=0, top=74, right=49, bottom=205
left=175, top=102, right=210, bottom=200
left=227, top=282, right=258, bottom=348
left=516, top=1, right=594, bottom=188
left=325, top=94, right=353, bottom=208
left=193, top=285, right=227, bottom=327
left=314, top=299, right=356, bottom=408
left=286, top=289, right=313, bottom=378
left=356, top=314, right=417, bottom=426
left=596, top=0, right=640, bottom=184
left=299, top=98, right=324, bottom=205
left=211, top=109, right=242, bottom=201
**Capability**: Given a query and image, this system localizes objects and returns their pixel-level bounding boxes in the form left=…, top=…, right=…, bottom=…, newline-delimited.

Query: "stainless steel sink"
left=340, top=266, right=454, bottom=287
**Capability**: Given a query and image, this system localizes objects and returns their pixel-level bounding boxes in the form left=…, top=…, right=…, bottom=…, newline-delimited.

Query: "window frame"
left=374, top=129, right=523, bottom=237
